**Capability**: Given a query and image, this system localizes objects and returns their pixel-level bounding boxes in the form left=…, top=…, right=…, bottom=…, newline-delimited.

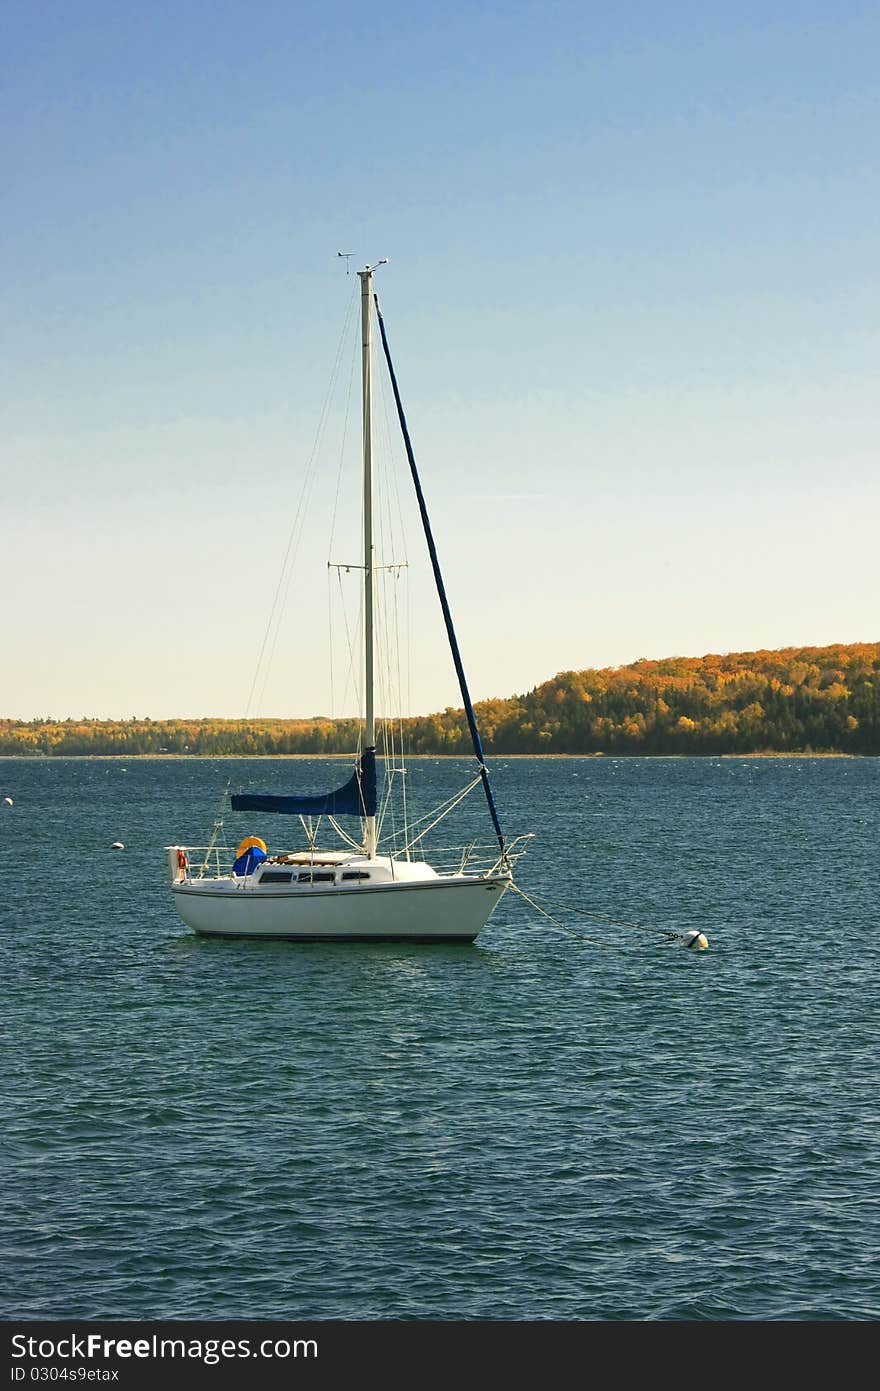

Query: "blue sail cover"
left=230, top=749, right=377, bottom=818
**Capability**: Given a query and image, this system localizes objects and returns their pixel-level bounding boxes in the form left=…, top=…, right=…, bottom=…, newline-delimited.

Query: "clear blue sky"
left=3, top=1, right=878, bottom=719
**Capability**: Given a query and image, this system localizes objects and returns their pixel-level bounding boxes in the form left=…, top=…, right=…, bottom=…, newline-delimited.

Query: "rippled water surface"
left=2, top=756, right=878, bottom=1320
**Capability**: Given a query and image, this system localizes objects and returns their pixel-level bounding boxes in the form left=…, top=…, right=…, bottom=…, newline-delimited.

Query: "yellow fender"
left=235, top=836, right=267, bottom=859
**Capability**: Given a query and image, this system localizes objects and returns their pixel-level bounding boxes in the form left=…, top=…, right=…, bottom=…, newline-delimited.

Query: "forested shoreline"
left=3, top=642, right=879, bottom=757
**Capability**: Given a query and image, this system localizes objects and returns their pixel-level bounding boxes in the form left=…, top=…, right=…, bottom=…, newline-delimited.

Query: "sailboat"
left=166, top=263, right=529, bottom=941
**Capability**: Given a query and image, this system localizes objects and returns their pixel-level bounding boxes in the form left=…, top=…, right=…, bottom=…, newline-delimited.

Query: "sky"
left=2, top=1, right=878, bottom=720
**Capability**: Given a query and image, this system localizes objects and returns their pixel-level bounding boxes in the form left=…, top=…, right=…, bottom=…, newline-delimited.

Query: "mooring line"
left=509, top=882, right=624, bottom=948
left=510, top=881, right=686, bottom=946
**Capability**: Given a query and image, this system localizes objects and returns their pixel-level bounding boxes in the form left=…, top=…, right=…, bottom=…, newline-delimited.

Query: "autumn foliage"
left=2, top=643, right=879, bottom=757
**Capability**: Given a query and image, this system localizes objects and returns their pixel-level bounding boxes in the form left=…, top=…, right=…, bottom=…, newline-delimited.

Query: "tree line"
left=3, top=642, right=879, bottom=757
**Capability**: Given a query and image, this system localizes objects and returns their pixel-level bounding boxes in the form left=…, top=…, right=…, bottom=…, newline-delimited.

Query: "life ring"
left=177, top=848, right=188, bottom=872
left=235, top=836, right=267, bottom=859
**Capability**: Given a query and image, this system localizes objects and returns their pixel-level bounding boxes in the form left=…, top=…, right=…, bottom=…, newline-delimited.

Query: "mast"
left=359, top=265, right=377, bottom=859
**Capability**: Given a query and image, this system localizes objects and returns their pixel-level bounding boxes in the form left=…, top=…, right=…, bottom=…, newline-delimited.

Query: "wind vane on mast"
left=338, top=252, right=390, bottom=277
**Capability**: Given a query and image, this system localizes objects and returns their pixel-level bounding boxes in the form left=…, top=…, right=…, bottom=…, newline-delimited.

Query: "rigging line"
left=249, top=284, right=356, bottom=716
left=391, top=773, right=483, bottom=838
left=371, top=367, right=407, bottom=825
left=327, top=315, right=361, bottom=566
left=376, top=315, right=409, bottom=711
left=373, top=295, right=506, bottom=858
left=374, top=709, right=395, bottom=846
left=369, top=338, right=411, bottom=851
left=198, top=809, right=228, bottom=879
left=333, top=565, right=361, bottom=731
left=399, top=776, right=484, bottom=854
left=375, top=568, right=406, bottom=817
left=273, top=290, right=358, bottom=713
left=373, top=343, right=410, bottom=595
left=327, top=815, right=362, bottom=850
left=404, top=550, right=412, bottom=834
left=327, top=324, right=359, bottom=722
left=389, top=567, right=410, bottom=855
left=377, top=760, right=396, bottom=844
left=368, top=368, right=410, bottom=848
left=375, top=350, right=413, bottom=831
left=327, top=561, right=335, bottom=720
left=372, top=340, right=393, bottom=572
left=367, top=536, right=405, bottom=784
left=373, top=572, right=409, bottom=848
left=247, top=283, right=358, bottom=717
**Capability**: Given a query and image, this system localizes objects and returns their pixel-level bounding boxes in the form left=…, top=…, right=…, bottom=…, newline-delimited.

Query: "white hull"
left=172, top=873, right=510, bottom=942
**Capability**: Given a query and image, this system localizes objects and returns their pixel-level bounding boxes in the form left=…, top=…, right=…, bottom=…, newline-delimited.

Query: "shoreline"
left=0, top=751, right=869, bottom=761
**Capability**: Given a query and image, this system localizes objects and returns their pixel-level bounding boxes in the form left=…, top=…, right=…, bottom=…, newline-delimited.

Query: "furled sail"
left=230, top=749, right=377, bottom=818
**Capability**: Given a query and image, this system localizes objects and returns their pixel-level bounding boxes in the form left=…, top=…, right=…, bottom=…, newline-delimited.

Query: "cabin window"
left=341, top=870, right=371, bottom=881
left=259, top=870, right=293, bottom=884
left=297, top=871, right=336, bottom=883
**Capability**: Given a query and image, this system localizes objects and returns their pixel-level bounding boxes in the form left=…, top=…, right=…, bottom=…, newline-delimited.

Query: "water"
left=1, top=756, right=877, bottom=1320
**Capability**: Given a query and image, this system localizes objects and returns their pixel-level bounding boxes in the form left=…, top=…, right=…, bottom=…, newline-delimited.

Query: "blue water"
left=1, top=756, right=878, bottom=1320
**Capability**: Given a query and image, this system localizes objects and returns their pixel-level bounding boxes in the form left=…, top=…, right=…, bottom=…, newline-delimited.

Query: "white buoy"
left=3, top=796, right=12, bottom=806
left=680, top=930, right=709, bottom=951
left=110, top=841, right=125, bottom=850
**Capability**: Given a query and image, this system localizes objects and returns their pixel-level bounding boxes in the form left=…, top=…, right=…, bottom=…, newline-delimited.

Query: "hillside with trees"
left=2, top=642, right=879, bottom=757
